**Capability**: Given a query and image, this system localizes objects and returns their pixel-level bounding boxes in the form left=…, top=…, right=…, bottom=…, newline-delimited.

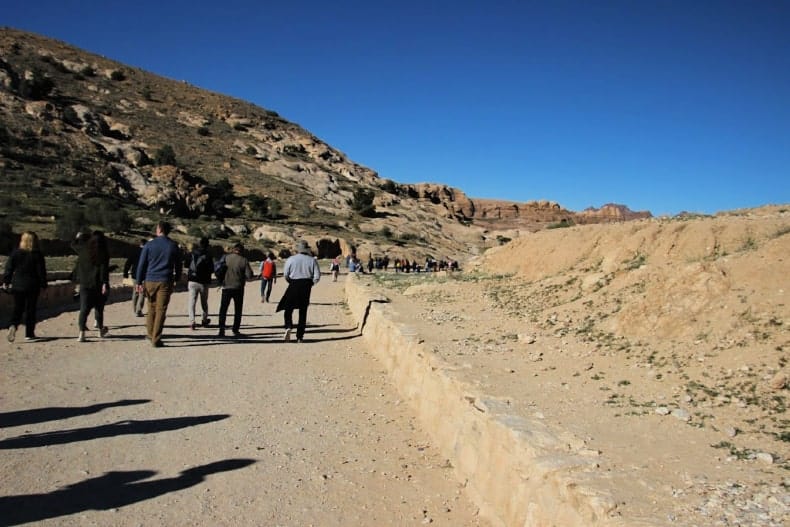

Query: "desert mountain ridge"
left=1, top=27, right=651, bottom=258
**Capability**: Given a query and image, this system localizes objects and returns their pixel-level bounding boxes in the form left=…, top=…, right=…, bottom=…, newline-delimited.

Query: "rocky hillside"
left=0, top=27, right=649, bottom=259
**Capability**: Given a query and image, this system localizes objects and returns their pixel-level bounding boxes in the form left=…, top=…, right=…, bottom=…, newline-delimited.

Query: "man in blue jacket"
left=136, top=221, right=182, bottom=347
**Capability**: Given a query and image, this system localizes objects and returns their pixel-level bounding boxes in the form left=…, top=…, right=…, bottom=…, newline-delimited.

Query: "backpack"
left=188, top=252, right=206, bottom=281
left=213, top=255, right=227, bottom=284
left=261, top=259, right=274, bottom=280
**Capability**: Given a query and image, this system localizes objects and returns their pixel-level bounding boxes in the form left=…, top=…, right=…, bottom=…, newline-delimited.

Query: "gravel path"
left=1, top=277, right=485, bottom=526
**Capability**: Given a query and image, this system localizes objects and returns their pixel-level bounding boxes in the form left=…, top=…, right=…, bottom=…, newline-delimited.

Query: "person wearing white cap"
left=276, top=240, right=320, bottom=343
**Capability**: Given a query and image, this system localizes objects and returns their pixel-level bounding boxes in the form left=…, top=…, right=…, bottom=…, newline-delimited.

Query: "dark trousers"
left=78, top=287, right=106, bottom=331
left=260, top=278, right=274, bottom=301
left=10, top=289, right=40, bottom=338
left=218, top=288, right=244, bottom=333
left=284, top=306, right=308, bottom=341
left=278, top=279, right=313, bottom=340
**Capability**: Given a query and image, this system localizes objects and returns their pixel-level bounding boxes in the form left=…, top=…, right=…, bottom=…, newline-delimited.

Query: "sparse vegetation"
left=155, top=144, right=177, bottom=166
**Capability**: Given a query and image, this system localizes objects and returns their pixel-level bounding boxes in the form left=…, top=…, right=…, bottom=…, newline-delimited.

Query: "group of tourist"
left=2, top=222, right=321, bottom=346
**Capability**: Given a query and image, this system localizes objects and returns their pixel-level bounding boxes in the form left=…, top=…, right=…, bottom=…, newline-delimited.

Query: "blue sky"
left=4, top=1, right=789, bottom=215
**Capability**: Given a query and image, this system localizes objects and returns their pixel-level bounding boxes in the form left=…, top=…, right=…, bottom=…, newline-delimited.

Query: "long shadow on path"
left=0, top=414, right=229, bottom=449
left=0, top=458, right=256, bottom=526
left=0, top=399, right=151, bottom=429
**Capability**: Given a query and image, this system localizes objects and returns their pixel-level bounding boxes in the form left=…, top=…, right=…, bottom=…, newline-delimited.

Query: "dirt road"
left=1, top=277, right=485, bottom=526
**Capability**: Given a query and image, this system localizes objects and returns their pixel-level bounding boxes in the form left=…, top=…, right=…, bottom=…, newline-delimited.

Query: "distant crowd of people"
left=3, top=223, right=458, bottom=346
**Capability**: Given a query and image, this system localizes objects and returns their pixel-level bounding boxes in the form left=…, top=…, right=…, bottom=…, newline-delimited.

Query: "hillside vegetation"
left=2, top=27, right=647, bottom=259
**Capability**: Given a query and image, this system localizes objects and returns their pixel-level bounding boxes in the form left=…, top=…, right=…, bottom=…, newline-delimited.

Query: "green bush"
left=267, top=198, right=281, bottom=219
left=55, top=208, right=86, bottom=241
left=18, top=72, right=54, bottom=100
left=84, top=198, right=132, bottom=233
left=155, top=144, right=177, bottom=166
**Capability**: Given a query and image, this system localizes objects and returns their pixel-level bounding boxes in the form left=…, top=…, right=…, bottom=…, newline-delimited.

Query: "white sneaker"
left=284, top=328, right=292, bottom=342
left=78, top=331, right=86, bottom=342
left=7, top=326, right=15, bottom=342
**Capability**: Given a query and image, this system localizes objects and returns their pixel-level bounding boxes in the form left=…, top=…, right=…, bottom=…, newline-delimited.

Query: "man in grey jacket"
left=217, top=242, right=254, bottom=338
left=276, top=240, right=320, bottom=343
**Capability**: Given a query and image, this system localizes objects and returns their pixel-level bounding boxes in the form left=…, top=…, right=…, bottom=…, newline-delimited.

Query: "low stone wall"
left=0, top=277, right=134, bottom=324
left=345, top=274, right=638, bottom=527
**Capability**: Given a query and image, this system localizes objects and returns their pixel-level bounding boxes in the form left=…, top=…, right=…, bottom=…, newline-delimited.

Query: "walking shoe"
left=100, top=326, right=109, bottom=338
left=284, top=328, right=292, bottom=342
left=202, top=318, right=211, bottom=327
left=7, top=326, right=15, bottom=342
left=78, top=331, right=86, bottom=342
left=136, top=311, right=144, bottom=317
left=191, top=322, right=197, bottom=330
left=217, top=330, right=225, bottom=338
left=25, top=335, right=38, bottom=342
left=152, top=340, right=164, bottom=348
left=232, top=330, right=244, bottom=338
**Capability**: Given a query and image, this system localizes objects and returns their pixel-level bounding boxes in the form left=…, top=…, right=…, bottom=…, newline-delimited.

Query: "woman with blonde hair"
left=3, top=231, right=48, bottom=342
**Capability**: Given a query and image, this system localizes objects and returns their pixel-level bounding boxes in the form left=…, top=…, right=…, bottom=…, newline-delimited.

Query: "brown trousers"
left=144, top=281, right=172, bottom=346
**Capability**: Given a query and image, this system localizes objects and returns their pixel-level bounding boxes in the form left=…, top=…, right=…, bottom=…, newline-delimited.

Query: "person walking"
left=329, top=257, right=340, bottom=282
left=276, top=240, right=320, bottom=343
left=217, top=242, right=254, bottom=338
left=259, top=252, right=277, bottom=303
left=3, top=231, right=48, bottom=342
left=135, top=221, right=182, bottom=348
left=123, top=239, right=146, bottom=317
left=186, top=237, right=213, bottom=330
left=73, top=231, right=110, bottom=342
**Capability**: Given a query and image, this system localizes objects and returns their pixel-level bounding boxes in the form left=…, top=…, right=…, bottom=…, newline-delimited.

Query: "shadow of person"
left=0, top=399, right=151, bottom=428
left=0, top=414, right=230, bottom=449
left=0, top=458, right=256, bottom=526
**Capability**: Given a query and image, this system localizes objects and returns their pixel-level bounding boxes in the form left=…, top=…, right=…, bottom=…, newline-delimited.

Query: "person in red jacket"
left=259, top=252, right=277, bottom=303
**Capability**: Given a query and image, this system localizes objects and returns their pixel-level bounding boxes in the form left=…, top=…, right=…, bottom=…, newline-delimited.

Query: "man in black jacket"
left=187, top=237, right=213, bottom=330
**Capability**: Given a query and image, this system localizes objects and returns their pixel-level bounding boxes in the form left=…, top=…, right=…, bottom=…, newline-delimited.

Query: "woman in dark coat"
left=3, top=231, right=48, bottom=342
left=74, top=231, right=110, bottom=342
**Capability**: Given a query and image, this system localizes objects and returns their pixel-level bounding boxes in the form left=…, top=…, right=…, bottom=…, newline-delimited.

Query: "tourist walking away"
left=330, top=257, right=340, bottom=282
left=3, top=231, right=48, bottom=342
left=277, top=240, right=320, bottom=343
left=73, top=231, right=110, bottom=342
left=217, top=242, right=254, bottom=338
left=123, top=239, right=146, bottom=316
left=135, top=221, right=182, bottom=348
left=259, top=252, right=277, bottom=303
left=187, top=237, right=213, bottom=330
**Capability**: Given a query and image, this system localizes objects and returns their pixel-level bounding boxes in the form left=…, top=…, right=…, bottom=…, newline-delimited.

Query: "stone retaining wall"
left=345, top=274, right=642, bottom=527
left=0, top=277, right=134, bottom=323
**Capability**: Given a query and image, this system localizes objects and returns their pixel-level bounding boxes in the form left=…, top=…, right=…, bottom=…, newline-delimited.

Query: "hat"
left=296, top=240, right=311, bottom=254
